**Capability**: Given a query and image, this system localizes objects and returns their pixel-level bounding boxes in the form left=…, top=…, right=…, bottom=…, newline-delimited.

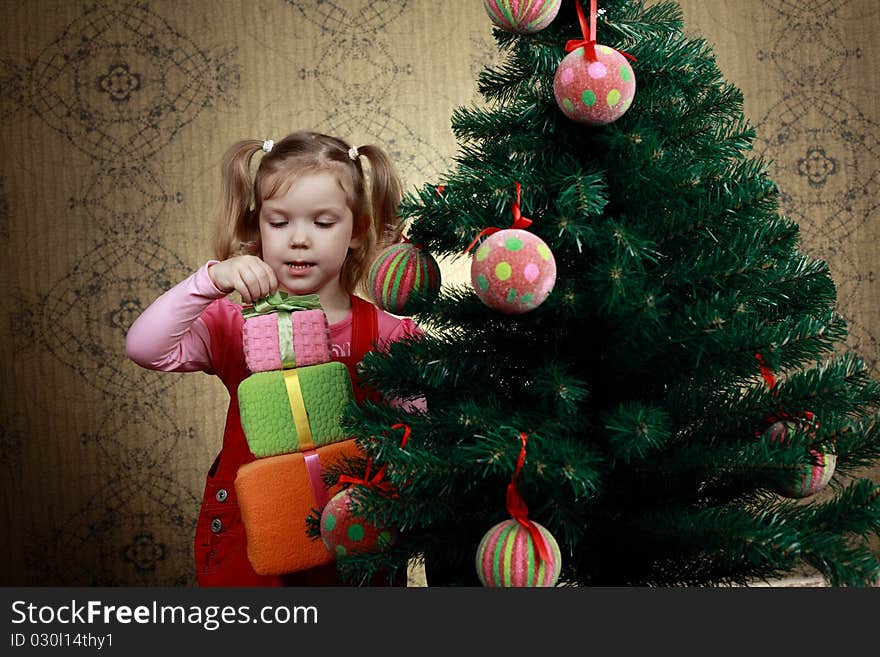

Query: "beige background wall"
left=0, top=0, right=877, bottom=585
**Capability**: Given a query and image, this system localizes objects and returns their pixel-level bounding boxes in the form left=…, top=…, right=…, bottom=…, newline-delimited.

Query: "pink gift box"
left=242, top=309, right=331, bottom=372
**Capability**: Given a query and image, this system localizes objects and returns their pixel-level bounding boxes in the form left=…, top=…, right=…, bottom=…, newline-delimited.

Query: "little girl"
left=126, top=131, right=421, bottom=586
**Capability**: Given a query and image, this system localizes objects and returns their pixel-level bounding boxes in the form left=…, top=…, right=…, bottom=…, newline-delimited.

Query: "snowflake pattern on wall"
left=18, top=236, right=196, bottom=398
left=25, top=1, right=238, bottom=163
left=746, top=3, right=879, bottom=373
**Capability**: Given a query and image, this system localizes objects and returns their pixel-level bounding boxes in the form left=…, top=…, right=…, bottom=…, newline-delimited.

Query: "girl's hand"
left=208, top=256, right=278, bottom=304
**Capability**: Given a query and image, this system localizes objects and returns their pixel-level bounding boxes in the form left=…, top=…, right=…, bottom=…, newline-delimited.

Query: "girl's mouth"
left=286, top=261, right=315, bottom=276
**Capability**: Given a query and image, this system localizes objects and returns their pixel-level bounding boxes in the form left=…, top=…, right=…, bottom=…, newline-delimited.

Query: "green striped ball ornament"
left=776, top=448, right=837, bottom=498
left=369, top=242, right=441, bottom=316
left=476, top=519, right=561, bottom=587
left=482, top=0, right=561, bottom=34
left=763, top=419, right=835, bottom=498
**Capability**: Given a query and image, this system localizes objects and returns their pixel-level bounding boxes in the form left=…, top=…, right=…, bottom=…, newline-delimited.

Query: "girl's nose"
left=288, top=225, right=310, bottom=247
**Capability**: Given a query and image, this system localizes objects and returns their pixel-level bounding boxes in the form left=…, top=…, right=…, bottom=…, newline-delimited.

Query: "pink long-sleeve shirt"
left=125, top=261, right=421, bottom=374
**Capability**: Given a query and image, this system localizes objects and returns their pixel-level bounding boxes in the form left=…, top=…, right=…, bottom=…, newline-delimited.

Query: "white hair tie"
left=262, top=139, right=274, bottom=153
left=348, top=146, right=359, bottom=161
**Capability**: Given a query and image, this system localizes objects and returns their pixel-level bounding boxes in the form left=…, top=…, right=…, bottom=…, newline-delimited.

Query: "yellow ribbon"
left=283, top=369, right=314, bottom=451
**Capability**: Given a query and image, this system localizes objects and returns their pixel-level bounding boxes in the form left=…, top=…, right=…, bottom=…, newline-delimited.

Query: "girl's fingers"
left=247, top=262, right=275, bottom=299
left=235, top=267, right=261, bottom=304
left=232, top=271, right=254, bottom=304
left=253, top=262, right=275, bottom=299
left=227, top=256, right=279, bottom=303
left=242, top=268, right=264, bottom=303
left=266, top=267, right=279, bottom=294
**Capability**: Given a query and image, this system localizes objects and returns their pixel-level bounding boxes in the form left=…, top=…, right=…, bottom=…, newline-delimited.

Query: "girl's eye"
left=315, top=217, right=337, bottom=228
left=269, top=221, right=287, bottom=228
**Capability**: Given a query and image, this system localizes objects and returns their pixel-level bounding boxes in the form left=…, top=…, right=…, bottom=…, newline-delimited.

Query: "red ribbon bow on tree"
left=465, top=182, right=533, bottom=254
left=565, top=0, right=636, bottom=63
left=338, top=423, right=412, bottom=496
left=506, top=432, right=552, bottom=563
left=754, top=353, right=816, bottom=431
left=400, top=234, right=426, bottom=251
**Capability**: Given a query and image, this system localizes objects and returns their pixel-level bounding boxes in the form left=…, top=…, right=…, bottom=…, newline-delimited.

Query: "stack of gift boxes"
left=233, top=293, right=358, bottom=576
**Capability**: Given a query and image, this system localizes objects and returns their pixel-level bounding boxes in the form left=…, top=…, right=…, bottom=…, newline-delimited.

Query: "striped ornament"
left=368, top=242, right=441, bottom=316
left=763, top=419, right=835, bottom=498
left=476, top=519, right=561, bottom=587
left=482, top=0, right=561, bottom=34
left=776, top=449, right=837, bottom=498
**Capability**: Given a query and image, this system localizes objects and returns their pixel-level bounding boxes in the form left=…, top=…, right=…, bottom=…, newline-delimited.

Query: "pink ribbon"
left=303, top=450, right=330, bottom=508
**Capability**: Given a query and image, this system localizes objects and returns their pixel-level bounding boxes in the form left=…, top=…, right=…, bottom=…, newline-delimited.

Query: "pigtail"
left=358, top=144, right=404, bottom=249
left=212, top=139, right=264, bottom=260
left=341, top=144, right=404, bottom=296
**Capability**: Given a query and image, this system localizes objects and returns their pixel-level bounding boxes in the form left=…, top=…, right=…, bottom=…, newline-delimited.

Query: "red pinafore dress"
left=193, top=295, right=387, bottom=586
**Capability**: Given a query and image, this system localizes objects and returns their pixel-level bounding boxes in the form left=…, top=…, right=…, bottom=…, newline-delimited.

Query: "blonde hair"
left=212, top=131, right=404, bottom=295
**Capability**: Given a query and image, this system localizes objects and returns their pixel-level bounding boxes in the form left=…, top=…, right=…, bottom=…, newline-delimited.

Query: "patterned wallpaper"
left=0, top=0, right=876, bottom=586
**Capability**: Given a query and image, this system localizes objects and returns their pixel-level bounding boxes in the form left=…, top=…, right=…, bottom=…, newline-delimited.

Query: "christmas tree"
left=320, top=0, right=880, bottom=586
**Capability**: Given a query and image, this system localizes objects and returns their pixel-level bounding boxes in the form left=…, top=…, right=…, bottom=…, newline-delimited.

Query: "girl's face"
left=259, top=170, right=361, bottom=304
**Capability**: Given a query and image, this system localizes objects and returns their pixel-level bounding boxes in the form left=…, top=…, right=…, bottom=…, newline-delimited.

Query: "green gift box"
left=238, top=361, right=354, bottom=458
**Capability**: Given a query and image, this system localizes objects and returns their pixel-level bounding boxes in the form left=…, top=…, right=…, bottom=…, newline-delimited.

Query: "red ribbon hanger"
left=754, top=352, right=777, bottom=391
left=565, top=0, right=636, bottom=62
left=465, top=182, right=534, bottom=254
left=400, top=234, right=426, bottom=251
left=506, top=432, right=552, bottom=563
left=338, top=423, right=412, bottom=496
left=754, top=353, right=816, bottom=430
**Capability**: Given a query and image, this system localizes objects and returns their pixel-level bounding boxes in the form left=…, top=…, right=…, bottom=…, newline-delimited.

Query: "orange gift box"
left=235, top=439, right=361, bottom=576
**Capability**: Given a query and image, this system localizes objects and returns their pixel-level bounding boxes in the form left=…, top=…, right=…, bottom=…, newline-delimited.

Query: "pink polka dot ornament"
left=471, top=229, right=557, bottom=314
left=554, top=0, right=637, bottom=125
left=482, top=0, right=562, bottom=34
left=320, top=488, right=397, bottom=558
left=554, top=44, right=636, bottom=125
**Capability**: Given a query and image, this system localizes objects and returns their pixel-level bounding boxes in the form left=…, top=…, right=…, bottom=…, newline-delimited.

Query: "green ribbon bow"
left=241, top=292, right=322, bottom=318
